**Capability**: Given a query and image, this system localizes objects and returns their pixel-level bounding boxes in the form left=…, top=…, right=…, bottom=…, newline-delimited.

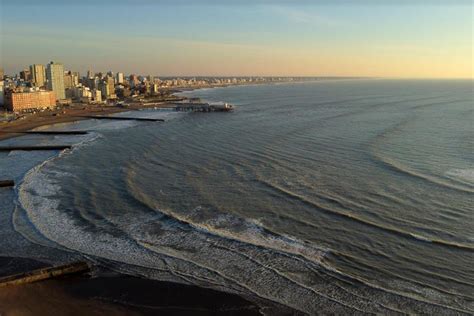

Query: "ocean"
left=0, top=79, right=472, bottom=314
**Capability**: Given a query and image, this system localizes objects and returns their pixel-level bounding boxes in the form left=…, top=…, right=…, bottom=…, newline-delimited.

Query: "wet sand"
left=0, top=257, right=266, bottom=316
left=0, top=276, right=264, bottom=316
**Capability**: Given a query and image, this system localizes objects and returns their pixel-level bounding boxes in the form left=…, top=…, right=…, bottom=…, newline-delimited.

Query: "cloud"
left=2, top=0, right=472, bottom=5
left=270, top=6, right=341, bottom=27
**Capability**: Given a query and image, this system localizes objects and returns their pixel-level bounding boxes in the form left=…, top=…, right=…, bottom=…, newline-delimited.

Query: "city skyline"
left=1, top=0, right=472, bottom=78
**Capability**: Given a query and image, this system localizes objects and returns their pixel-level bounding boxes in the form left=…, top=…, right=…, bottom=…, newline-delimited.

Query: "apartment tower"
left=30, top=64, right=46, bottom=87
left=46, top=61, right=66, bottom=100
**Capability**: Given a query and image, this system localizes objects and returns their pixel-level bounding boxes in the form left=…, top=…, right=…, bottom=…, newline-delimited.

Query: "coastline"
left=0, top=77, right=368, bottom=142
left=0, top=78, right=371, bottom=315
left=0, top=96, right=281, bottom=315
left=0, top=102, right=174, bottom=142
left=0, top=83, right=237, bottom=141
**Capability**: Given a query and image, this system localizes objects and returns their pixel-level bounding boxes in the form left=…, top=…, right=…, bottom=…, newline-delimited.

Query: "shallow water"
left=1, top=80, right=473, bottom=314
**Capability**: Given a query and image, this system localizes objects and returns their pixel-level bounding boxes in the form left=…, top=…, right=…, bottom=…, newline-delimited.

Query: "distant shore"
left=0, top=77, right=364, bottom=142
left=0, top=84, right=229, bottom=141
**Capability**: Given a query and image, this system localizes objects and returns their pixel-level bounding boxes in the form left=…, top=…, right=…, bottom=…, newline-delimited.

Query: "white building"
left=0, top=80, right=4, bottom=106
left=46, top=61, right=66, bottom=100
left=72, top=86, right=92, bottom=101
left=93, top=89, right=102, bottom=103
left=116, top=72, right=124, bottom=84
left=151, top=83, right=159, bottom=95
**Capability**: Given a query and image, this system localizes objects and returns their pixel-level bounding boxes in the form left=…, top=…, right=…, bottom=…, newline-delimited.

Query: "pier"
left=0, top=262, right=90, bottom=288
left=0, top=180, right=15, bottom=188
left=173, top=102, right=234, bottom=112
left=0, top=131, right=89, bottom=135
left=0, top=145, right=72, bottom=152
left=77, top=115, right=164, bottom=122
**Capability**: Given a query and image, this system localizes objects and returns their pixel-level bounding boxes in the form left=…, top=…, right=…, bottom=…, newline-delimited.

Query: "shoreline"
left=0, top=102, right=175, bottom=142
left=0, top=257, right=265, bottom=316
left=0, top=94, right=282, bottom=315
left=0, top=77, right=368, bottom=142
left=0, top=79, right=364, bottom=314
left=0, top=79, right=354, bottom=314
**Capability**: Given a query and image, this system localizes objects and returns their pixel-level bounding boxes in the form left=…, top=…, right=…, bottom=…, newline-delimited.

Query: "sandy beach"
left=0, top=102, right=175, bottom=142
left=0, top=257, right=263, bottom=316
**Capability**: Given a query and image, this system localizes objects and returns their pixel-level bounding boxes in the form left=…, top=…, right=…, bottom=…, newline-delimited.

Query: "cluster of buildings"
left=0, top=62, right=296, bottom=113
left=1, top=62, right=134, bottom=113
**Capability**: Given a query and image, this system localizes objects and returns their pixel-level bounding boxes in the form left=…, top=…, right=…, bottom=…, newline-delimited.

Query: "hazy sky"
left=1, top=0, right=472, bottom=78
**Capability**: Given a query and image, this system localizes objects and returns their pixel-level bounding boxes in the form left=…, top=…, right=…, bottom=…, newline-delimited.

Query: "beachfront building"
left=30, top=64, right=46, bottom=87
left=71, top=85, right=92, bottom=102
left=4, top=90, right=56, bottom=113
left=46, top=61, right=66, bottom=100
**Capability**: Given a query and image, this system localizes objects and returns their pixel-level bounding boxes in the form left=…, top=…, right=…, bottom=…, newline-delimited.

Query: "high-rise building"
left=93, top=89, right=102, bottom=103
left=46, top=61, right=66, bottom=100
left=100, top=77, right=116, bottom=99
left=116, top=72, right=124, bottom=84
left=64, top=71, right=73, bottom=89
left=129, top=74, right=139, bottom=88
left=20, top=69, right=31, bottom=81
left=0, top=68, right=4, bottom=81
left=30, top=64, right=46, bottom=87
left=63, top=71, right=79, bottom=89
left=72, top=72, right=80, bottom=86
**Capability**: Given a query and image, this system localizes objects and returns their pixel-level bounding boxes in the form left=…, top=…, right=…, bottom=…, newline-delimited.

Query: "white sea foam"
left=445, top=168, right=474, bottom=185
left=18, top=162, right=178, bottom=271
left=149, top=205, right=329, bottom=265
left=17, top=166, right=337, bottom=314
left=16, top=150, right=378, bottom=315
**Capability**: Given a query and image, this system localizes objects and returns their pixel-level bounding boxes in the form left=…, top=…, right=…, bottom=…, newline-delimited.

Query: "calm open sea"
left=1, top=79, right=473, bottom=314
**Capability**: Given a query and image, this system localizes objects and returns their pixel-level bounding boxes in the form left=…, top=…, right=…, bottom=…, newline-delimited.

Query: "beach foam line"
left=445, top=169, right=474, bottom=185
left=124, top=199, right=470, bottom=314
left=76, top=115, right=165, bottom=122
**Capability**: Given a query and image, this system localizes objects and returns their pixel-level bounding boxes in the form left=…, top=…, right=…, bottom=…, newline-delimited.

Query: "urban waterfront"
left=0, top=61, right=324, bottom=114
left=1, top=80, right=472, bottom=314
left=1, top=0, right=472, bottom=314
